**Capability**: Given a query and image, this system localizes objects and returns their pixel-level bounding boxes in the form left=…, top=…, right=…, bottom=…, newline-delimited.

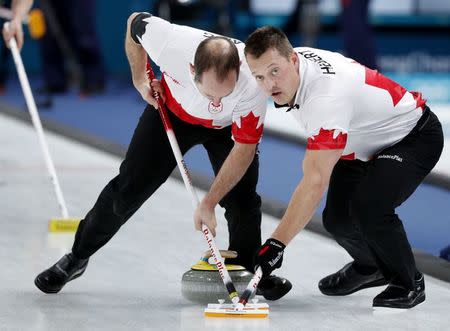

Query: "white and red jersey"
left=287, top=47, right=425, bottom=161
left=136, top=16, right=267, bottom=144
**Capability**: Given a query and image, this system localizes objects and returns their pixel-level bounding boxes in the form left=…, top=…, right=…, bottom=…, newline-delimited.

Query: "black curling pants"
left=322, top=107, right=443, bottom=290
left=72, top=105, right=262, bottom=271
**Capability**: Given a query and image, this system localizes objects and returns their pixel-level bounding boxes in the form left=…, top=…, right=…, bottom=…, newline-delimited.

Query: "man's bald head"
left=193, top=36, right=240, bottom=83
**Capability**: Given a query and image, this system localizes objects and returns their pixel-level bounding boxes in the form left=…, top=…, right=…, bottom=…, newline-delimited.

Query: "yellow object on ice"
left=48, top=218, right=81, bottom=232
left=204, top=302, right=269, bottom=318
left=191, top=260, right=246, bottom=271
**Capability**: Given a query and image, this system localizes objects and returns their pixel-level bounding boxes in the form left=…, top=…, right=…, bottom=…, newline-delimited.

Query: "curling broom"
left=145, top=61, right=268, bottom=318
left=4, top=22, right=80, bottom=232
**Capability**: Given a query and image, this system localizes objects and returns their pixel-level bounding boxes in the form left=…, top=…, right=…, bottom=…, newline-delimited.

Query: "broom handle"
left=146, top=62, right=240, bottom=305
left=5, top=22, right=69, bottom=219
left=239, top=266, right=263, bottom=306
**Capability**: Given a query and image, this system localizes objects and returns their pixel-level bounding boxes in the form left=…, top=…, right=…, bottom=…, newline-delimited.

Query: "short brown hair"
left=194, top=36, right=240, bottom=82
left=244, top=26, right=293, bottom=60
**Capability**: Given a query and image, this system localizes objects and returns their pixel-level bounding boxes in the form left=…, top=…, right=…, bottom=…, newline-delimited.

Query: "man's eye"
left=272, top=68, right=279, bottom=75
left=255, top=76, right=264, bottom=81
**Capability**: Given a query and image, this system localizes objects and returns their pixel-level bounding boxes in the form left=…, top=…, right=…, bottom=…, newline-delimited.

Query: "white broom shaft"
left=159, top=108, right=239, bottom=304
left=239, top=266, right=263, bottom=306
left=200, top=222, right=239, bottom=304
left=7, top=26, right=69, bottom=218
left=165, top=129, right=200, bottom=208
left=147, top=65, right=239, bottom=304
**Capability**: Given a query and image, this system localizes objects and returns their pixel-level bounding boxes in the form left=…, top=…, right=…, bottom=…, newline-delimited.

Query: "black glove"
left=255, top=238, right=286, bottom=277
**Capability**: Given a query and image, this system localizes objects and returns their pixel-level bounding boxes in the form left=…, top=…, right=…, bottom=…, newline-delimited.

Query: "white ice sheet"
left=0, top=113, right=449, bottom=331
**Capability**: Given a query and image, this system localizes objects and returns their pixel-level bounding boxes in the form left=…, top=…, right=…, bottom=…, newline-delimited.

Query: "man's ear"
left=291, top=51, right=298, bottom=65
left=189, top=63, right=195, bottom=75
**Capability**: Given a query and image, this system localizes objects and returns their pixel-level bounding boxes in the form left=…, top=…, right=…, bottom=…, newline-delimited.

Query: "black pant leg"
left=72, top=106, right=200, bottom=258
left=203, top=131, right=262, bottom=271
left=323, top=159, right=378, bottom=267
left=351, top=110, right=443, bottom=289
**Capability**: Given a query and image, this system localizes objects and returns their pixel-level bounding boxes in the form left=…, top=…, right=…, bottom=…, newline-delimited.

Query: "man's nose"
left=264, top=78, right=275, bottom=92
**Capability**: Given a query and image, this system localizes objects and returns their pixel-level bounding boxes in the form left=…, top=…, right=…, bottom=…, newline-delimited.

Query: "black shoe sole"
left=34, top=277, right=62, bottom=294
left=373, top=292, right=426, bottom=309
left=320, top=278, right=388, bottom=296
left=34, top=266, right=87, bottom=294
left=257, top=278, right=293, bottom=301
left=263, top=281, right=292, bottom=301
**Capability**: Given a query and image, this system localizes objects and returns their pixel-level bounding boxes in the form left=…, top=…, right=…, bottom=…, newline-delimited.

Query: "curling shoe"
left=34, top=253, right=89, bottom=294
left=319, top=262, right=387, bottom=296
left=256, top=275, right=292, bottom=300
left=373, top=273, right=425, bottom=309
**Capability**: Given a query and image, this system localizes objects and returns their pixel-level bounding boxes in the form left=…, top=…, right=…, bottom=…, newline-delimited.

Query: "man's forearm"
left=271, top=176, right=326, bottom=245
left=125, top=14, right=148, bottom=87
left=12, top=0, right=33, bottom=19
left=203, top=143, right=256, bottom=207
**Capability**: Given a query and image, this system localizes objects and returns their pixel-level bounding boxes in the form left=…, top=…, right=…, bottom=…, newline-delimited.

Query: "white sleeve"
left=303, top=96, right=352, bottom=136
left=137, top=16, right=214, bottom=73
left=303, top=96, right=353, bottom=150
left=136, top=16, right=174, bottom=65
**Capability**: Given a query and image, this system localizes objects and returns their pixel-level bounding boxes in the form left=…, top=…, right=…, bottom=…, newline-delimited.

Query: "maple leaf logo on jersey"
left=365, top=68, right=406, bottom=107
left=307, top=128, right=347, bottom=150
left=232, top=111, right=263, bottom=143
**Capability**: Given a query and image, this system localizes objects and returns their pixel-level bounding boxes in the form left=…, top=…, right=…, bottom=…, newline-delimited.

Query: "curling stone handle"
left=203, top=249, right=238, bottom=260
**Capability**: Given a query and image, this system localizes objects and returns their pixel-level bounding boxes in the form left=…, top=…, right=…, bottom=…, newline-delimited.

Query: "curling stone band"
left=181, top=250, right=254, bottom=303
